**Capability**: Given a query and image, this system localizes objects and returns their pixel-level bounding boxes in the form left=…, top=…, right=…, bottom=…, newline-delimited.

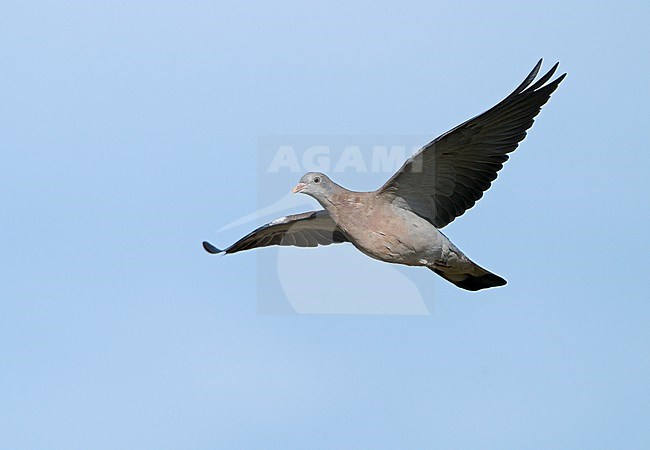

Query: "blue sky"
left=2, top=1, right=649, bottom=448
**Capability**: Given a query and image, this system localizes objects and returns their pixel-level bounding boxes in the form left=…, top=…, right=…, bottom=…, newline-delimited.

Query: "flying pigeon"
left=203, top=59, right=565, bottom=291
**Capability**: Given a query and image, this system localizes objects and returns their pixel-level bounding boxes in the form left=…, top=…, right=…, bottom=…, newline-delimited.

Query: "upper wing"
left=203, top=210, right=349, bottom=255
left=377, top=59, right=566, bottom=228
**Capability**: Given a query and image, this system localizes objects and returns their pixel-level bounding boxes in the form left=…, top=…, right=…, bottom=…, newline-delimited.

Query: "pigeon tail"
left=430, top=266, right=507, bottom=292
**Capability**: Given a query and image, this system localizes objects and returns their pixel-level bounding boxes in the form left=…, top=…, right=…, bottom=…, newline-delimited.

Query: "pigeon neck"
left=314, top=183, right=349, bottom=217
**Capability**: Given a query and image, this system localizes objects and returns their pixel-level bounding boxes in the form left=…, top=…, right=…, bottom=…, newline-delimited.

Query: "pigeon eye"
left=314, top=176, right=321, bottom=184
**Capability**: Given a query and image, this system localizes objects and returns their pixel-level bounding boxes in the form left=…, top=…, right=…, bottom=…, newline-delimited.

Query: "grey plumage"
left=204, top=60, right=565, bottom=291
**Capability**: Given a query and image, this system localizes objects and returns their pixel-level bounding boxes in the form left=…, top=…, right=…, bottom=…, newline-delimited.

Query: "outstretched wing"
left=203, top=210, right=349, bottom=255
left=378, top=59, right=566, bottom=229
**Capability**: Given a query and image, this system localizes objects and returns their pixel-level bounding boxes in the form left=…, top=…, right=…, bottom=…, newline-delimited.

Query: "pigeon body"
left=204, top=60, right=566, bottom=291
left=292, top=172, right=504, bottom=291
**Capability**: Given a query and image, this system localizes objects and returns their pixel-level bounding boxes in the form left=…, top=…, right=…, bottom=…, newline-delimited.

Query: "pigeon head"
left=292, top=172, right=336, bottom=200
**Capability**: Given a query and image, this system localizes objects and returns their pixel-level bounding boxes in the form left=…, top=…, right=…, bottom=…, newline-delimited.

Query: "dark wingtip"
left=506, top=58, right=545, bottom=100
left=202, top=241, right=224, bottom=254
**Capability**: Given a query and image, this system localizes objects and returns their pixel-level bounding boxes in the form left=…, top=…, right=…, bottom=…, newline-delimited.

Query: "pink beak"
left=292, top=182, right=307, bottom=194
